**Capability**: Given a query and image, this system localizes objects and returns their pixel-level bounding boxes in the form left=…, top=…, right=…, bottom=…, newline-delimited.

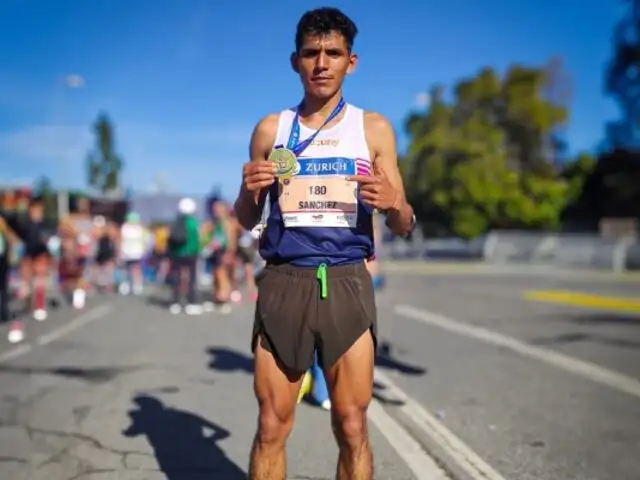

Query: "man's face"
left=29, top=203, right=44, bottom=220
left=292, top=31, right=357, bottom=99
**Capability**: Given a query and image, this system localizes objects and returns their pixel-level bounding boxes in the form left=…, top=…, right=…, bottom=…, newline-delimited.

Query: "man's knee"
left=331, top=404, right=368, bottom=447
left=256, top=401, right=295, bottom=446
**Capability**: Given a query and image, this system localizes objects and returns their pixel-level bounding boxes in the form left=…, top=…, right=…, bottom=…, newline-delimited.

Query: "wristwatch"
left=402, top=213, right=417, bottom=239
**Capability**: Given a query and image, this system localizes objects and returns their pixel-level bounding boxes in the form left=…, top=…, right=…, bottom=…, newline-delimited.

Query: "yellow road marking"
left=523, top=290, right=640, bottom=313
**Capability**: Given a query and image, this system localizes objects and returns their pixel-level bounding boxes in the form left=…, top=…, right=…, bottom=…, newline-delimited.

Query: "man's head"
left=291, top=7, right=358, bottom=100
left=207, top=195, right=228, bottom=219
left=28, top=196, right=44, bottom=220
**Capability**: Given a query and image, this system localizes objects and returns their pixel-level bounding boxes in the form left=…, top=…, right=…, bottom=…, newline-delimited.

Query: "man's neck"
left=299, top=90, right=343, bottom=119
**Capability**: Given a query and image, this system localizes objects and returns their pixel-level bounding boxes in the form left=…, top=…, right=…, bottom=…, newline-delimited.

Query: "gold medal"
left=269, top=148, right=297, bottom=181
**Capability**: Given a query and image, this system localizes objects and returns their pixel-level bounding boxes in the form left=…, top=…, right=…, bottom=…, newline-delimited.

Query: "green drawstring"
left=316, top=263, right=328, bottom=299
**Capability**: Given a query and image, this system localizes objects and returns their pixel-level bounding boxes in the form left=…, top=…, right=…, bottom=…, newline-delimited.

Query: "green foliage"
left=32, top=176, right=59, bottom=222
left=403, top=59, right=595, bottom=238
left=87, top=113, right=125, bottom=194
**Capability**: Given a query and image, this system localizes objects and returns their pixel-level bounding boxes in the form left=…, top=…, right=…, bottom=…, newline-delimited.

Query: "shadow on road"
left=530, top=332, right=640, bottom=350
left=375, top=341, right=427, bottom=376
left=0, top=365, right=139, bottom=383
left=207, top=347, right=254, bottom=373
left=123, top=394, right=246, bottom=479
left=566, top=312, right=640, bottom=327
left=206, top=343, right=427, bottom=377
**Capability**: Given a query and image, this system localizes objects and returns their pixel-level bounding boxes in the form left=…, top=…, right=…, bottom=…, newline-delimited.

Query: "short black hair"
left=295, top=7, right=358, bottom=52
left=29, top=195, right=44, bottom=206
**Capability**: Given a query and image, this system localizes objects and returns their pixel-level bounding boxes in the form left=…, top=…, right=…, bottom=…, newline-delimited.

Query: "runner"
left=201, top=197, right=236, bottom=313
left=167, top=198, right=201, bottom=315
left=118, top=212, right=148, bottom=295
left=151, top=223, right=171, bottom=284
left=234, top=8, right=415, bottom=479
left=1, top=212, right=21, bottom=342
left=366, top=211, right=385, bottom=290
left=93, top=216, right=117, bottom=293
left=60, top=197, right=93, bottom=309
left=230, top=212, right=258, bottom=303
left=19, top=196, right=52, bottom=322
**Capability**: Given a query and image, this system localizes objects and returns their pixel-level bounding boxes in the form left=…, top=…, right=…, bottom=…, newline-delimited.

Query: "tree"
left=32, top=176, right=58, bottom=222
left=403, top=60, right=577, bottom=238
left=86, top=113, right=125, bottom=194
left=605, top=0, right=640, bottom=148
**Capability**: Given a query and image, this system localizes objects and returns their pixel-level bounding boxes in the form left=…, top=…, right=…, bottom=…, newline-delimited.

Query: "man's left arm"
left=364, top=112, right=415, bottom=237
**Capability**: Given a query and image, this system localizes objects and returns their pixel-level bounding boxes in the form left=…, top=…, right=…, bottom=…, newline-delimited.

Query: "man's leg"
left=250, top=341, right=303, bottom=479
left=249, top=264, right=316, bottom=479
left=320, top=263, right=377, bottom=480
left=325, top=332, right=375, bottom=480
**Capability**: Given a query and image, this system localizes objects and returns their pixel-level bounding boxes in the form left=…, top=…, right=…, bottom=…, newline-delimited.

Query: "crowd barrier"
left=378, top=230, right=640, bottom=272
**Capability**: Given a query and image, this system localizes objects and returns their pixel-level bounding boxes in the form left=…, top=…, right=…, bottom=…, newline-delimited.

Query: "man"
left=167, top=198, right=201, bottom=315
left=234, top=8, right=415, bottom=480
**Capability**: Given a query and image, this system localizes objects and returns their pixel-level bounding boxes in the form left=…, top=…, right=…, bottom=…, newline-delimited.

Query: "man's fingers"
left=347, top=175, right=377, bottom=184
left=246, top=163, right=277, bottom=174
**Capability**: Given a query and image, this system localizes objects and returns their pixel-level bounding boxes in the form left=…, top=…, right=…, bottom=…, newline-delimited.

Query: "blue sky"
left=0, top=0, right=622, bottom=199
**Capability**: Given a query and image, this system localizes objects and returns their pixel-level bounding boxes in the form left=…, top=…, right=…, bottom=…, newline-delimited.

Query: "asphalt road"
left=0, top=263, right=639, bottom=480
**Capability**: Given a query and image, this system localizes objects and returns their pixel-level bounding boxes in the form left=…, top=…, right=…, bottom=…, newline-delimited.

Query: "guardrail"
left=378, top=230, right=640, bottom=272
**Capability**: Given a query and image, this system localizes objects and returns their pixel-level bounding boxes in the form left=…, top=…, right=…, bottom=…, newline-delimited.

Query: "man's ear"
left=346, top=53, right=358, bottom=76
left=290, top=52, right=299, bottom=74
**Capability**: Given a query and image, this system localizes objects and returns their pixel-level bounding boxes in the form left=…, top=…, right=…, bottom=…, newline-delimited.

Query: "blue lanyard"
left=286, top=98, right=346, bottom=155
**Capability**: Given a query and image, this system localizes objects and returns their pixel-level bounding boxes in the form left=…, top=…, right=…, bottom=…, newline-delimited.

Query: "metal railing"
left=378, top=229, right=640, bottom=272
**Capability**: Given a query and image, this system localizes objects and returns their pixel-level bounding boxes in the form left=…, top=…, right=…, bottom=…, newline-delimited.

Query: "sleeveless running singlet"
left=259, top=104, right=374, bottom=267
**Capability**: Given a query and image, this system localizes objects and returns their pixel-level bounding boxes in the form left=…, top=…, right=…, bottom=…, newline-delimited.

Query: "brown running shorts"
left=252, top=262, right=377, bottom=372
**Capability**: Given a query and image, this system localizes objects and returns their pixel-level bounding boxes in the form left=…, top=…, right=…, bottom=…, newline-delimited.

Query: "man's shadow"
left=206, top=347, right=255, bottom=374
left=122, top=394, right=246, bottom=479
left=375, top=341, right=427, bottom=376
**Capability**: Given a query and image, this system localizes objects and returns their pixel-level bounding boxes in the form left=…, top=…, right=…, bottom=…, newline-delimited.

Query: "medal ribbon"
left=286, top=98, right=346, bottom=155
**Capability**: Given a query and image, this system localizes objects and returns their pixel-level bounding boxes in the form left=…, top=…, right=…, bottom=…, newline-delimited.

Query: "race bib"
left=278, top=157, right=361, bottom=228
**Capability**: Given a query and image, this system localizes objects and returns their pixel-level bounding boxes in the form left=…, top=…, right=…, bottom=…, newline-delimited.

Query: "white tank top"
left=120, top=223, right=146, bottom=259
left=261, top=104, right=372, bottom=228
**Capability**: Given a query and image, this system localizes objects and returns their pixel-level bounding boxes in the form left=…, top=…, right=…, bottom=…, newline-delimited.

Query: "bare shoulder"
left=363, top=111, right=396, bottom=152
left=363, top=110, right=394, bottom=133
left=249, top=112, right=281, bottom=160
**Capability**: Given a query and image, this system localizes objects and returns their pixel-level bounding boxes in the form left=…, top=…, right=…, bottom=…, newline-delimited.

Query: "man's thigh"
left=319, top=262, right=377, bottom=406
left=251, top=264, right=316, bottom=373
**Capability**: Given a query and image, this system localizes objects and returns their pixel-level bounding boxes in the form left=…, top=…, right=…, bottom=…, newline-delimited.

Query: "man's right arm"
left=234, top=113, right=279, bottom=230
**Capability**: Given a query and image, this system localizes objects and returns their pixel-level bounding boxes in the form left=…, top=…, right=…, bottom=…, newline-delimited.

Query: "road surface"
left=0, top=263, right=639, bottom=479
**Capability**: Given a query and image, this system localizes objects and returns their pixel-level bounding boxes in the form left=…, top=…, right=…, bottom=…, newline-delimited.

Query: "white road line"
left=0, top=305, right=111, bottom=363
left=374, top=369, right=507, bottom=480
left=0, top=343, right=33, bottom=363
left=36, top=305, right=111, bottom=346
left=394, top=304, right=640, bottom=400
left=368, top=398, right=449, bottom=480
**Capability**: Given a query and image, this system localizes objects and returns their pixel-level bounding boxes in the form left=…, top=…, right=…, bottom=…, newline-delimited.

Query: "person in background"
left=20, top=196, right=52, bottom=322
left=118, top=212, right=148, bottom=295
left=59, top=197, right=93, bottom=309
left=229, top=212, right=258, bottom=303
left=1, top=211, right=22, bottom=342
left=167, top=198, right=201, bottom=315
left=366, top=210, right=385, bottom=290
left=152, top=223, right=171, bottom=284
left=201, top=197, right=236, bottom=314
left=93, top=216, right=117, bottom=293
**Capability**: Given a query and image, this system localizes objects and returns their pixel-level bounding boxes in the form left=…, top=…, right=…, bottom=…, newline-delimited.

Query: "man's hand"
left=241, top=160, right=277, bottom=194
left=347, top=161, right=399, bottom=211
